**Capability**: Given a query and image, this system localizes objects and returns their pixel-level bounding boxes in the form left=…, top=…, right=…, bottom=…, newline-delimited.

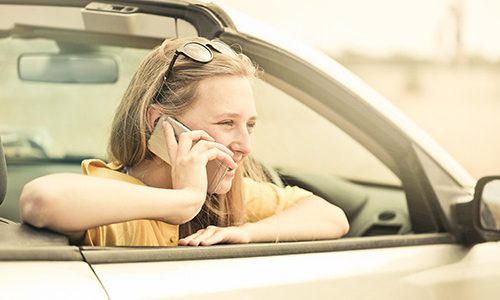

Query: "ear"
left=146, top=105, right=163, bottom=132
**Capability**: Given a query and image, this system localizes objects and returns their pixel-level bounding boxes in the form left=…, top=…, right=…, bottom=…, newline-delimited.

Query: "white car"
left=1, top=1, right=500, bottom=299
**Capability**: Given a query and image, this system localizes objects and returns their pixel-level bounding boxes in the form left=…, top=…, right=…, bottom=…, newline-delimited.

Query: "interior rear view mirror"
left=18, top=53, right=118, bottom=83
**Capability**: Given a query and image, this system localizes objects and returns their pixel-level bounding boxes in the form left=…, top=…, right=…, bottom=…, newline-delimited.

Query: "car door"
left=79, top=29, right=499, bottom=291
left=81, top=239, right=468, bottom=299
left=74, top=11, right=469, bottom=296
left=0, top=106, right=105, bottom=298
left=69, top=2, right=486, bottom=298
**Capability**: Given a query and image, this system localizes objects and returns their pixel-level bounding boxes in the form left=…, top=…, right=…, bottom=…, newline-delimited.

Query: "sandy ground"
left=344, top=62, right=500, bottom=179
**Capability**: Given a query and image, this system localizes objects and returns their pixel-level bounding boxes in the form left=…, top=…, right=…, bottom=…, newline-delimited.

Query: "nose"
left=228, top=126, right=252, bottom=159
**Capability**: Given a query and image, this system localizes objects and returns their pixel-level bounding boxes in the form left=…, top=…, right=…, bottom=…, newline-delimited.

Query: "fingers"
left=193, top=226, right=220, bottom=245
left=176, top=130, right=215, bottom=156
left=199, top=230, right=226, bottom=246
left=178, top=229, right=205, bottom=246
left=162, top=121, right=178, bottom=162
left=178, top=226, right=248, bottom=246
left=203, top=148, right=237, bottom=169
left=190, top=139, right=234, bottom=158
left=174, top=129, right=236, bottom=169
left=179, top=225, right=218, bottom=246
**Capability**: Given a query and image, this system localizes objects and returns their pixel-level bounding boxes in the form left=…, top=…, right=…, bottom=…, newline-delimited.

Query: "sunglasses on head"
left=152, top=39, right=238, bottom=103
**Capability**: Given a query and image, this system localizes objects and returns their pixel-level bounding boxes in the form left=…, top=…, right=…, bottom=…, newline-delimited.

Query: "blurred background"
left=218, top=0, right=500, bottom=179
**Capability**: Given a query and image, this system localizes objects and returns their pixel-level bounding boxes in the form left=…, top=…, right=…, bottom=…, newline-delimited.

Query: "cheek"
left=180, top=118, right=227, bottom=144
left=205, top=128, right=231, bottom=146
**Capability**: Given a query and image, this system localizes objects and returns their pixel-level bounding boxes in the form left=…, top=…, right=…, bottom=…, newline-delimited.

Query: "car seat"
left=0, top=136, right=6, bottom=206
left=0, top=136, right=17, bottom=225
left=0, top=136, right=71, bottom=245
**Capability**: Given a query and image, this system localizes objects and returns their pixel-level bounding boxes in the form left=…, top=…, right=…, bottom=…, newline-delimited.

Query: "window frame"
left=220, top=31, right=446, bottom=233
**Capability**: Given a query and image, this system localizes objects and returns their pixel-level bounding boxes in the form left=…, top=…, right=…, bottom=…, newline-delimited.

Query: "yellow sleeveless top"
left=81, top=159, right=313, bottom=247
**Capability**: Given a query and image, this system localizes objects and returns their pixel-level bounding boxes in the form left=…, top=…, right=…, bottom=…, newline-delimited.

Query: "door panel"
left=0, top=261, right=107, bottom=299
left=91, top=244, right=469, bottom=299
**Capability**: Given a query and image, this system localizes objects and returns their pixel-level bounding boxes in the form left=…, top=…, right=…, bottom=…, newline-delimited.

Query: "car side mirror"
left=453, top=176, right=500, bottom=244
left=476, top=177, right=500, bottom=231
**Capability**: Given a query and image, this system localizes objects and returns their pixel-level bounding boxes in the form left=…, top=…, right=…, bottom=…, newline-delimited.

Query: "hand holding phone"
left=147, top=115, right=230, bottom=194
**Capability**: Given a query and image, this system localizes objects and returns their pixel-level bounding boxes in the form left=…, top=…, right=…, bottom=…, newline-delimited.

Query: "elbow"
left=171, top=202, right=204, bottom=225
left=163, top=189, right=205, bottom=225
left=161, top=202, right=202, bottom=225
left=20, top=177, right=57, bottom=228
left=337, top=209, right=350, bottom=237
left=329, top=205, right=350, bottom=238
left=308, top=196, right=350, bottom=239
left=166, top=213, right=192, bottom=225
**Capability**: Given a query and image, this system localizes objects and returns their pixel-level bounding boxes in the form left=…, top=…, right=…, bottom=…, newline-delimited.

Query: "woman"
left=20, top=37, right=349, bottom=246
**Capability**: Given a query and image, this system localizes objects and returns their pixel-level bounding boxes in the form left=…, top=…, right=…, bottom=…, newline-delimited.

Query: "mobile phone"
left=147, top=115, right=177, bottom=165
left=147, top=115, right=228, bottom=194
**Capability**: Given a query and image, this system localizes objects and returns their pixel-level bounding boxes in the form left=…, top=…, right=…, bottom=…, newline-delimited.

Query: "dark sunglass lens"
left=183, top=42, right=212, bottom=62
left=210, top=40, right=237, bottom=57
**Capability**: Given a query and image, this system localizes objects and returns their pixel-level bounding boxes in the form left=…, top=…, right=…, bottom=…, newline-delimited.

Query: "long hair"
left=107, top=37, right=264, bottom=236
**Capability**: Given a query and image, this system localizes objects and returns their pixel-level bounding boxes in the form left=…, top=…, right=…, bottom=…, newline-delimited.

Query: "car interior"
left=0, top=138, right=7, bottom=223
left=0, top=2, right=415, bottom=249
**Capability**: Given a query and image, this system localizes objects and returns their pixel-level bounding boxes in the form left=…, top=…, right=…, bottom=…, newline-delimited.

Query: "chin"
left=213, top=177, right=233, bottom=195
left=207, top=164, right=236, bottom=195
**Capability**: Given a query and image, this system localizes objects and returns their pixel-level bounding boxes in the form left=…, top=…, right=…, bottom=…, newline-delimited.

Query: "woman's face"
left=178, top=75, right=257, bottom=194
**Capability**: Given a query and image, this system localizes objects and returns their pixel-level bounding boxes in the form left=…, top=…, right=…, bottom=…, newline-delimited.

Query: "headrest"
left=0, top=136, right=6, bottom=205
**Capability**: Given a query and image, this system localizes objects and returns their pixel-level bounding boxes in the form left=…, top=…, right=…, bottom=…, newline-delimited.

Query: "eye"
left=218, top=120, right=234, bottom=127
left=247, top=121, right=256, bottom=132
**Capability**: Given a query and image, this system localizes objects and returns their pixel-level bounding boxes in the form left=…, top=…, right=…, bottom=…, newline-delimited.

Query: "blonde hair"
left=108, top=37, right=265, bottom=236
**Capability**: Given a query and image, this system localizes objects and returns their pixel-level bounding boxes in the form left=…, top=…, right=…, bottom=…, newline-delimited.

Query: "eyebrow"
left=215, top=112, right=258, bottom=120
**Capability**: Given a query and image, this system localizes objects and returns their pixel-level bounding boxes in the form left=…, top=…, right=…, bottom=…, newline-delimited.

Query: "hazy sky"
left=217, top=0, right=499, bottom=59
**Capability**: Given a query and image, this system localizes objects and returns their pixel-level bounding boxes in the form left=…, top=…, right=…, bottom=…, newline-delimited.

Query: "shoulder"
left=81, top=159, right=144, bottom=185
left=243, top=176, right=313, bottom=203
left=242, top=177, right=275, bottom=196
left=82, top=158, right=122, bottom=172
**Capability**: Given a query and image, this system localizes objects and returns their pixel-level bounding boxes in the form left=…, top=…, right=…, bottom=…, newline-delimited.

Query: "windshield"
left=0, top=36, right=150, bottom=161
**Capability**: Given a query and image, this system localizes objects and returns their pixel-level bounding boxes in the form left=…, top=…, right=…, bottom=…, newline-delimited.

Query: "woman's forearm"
left=243, top=195, right=349, bottom=243
left=20, top=173, right=204, bottom=232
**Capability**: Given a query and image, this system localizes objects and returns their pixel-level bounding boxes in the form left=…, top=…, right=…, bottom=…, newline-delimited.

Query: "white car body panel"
left=90, top=242, right=500, bottom=299
left=0, top=261, right=107, bottom=299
